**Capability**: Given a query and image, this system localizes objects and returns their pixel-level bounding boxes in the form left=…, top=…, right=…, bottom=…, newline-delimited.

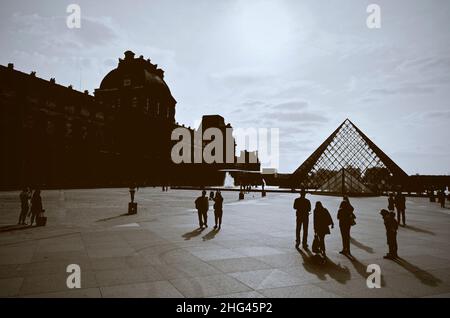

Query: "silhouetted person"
left=388, top=193, right=395, bottom=212
left=380, top=209, right=398, bottom=259
left=129, top=185, right=136, bottom=202
left=313, top=201, right=334, bottom=258
left=195, top=190, right=209, bottom=228
left=430, top=190, right=436, bottom=202
left=30, top=189, right=43, bottom=226
left=213, top=190, right=223, bottom=229
left=395, top=191, right=406, bottom=226
left=337, top=199, right=354, bottom=255
left=209, top=191, right=215, bottom=201
left=438, top=190, right=446, bottom=208
left=293, top=189, right=311, bottom=249
left=18, top=187, right=30, bottom=225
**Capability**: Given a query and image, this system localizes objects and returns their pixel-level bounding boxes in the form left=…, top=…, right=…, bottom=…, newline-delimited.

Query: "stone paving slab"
left=0, top=188, right=449, bottom=298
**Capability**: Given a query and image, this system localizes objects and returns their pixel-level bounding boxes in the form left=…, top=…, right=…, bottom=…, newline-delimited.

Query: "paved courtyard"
left=0, top=188, right=449, bottom=298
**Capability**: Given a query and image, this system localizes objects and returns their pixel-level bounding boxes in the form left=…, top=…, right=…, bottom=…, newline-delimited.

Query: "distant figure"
left=129, top=186, right=136, bottom=202
left=438, top=190, right=446, bottom=208
left=380, top=209, right=399, bottom=259
left=337, top=198, right=354, bottom=255
left=18, top=187, right=30, bottom=225
left=213, top=190, right=224, bottom=229
left=30, top=189, right=43, bottom=226
left=388, top=193, right=395, bottom=212
left=209, top=191, right=215, bottom=201
left=293, top=189, right=311, bottom=249
left=313, top=201, right=334, bottom=258
left=394, top=191, right=406, bottom=226
left=429, top=190, right=436, bottom=202
left=195, top=190, right=209, bottom=228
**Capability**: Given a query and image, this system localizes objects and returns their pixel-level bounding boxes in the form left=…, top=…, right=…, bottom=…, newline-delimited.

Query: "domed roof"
left=99, top=50, right=176, bottom=105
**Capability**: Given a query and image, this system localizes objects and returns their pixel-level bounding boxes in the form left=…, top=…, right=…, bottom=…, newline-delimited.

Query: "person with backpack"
left=313, top=201, right=334, bottom=259
left=195, top=190, right=209, bottom=228
left=380, top=209, right=399, bottom=259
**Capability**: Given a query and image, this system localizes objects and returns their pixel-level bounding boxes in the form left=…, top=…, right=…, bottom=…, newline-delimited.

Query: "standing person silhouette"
left=438, top=190, right=446, bottom=208
left=293, top=189, right=311, bottom=249
left=337, top=198, right=354, bottom=256
left=395, top=191, right=406, bottom=226
left=388, top=193, right=395, bottom=212
left=195, top=190, right=209, bottom=228
left=380, top=209, right=399, bottom=259
left=313, top=201, right=334, bottom=259
left=213, top=190, right=224, bottom=229
left=30, top=189, right=43, bottom=226
left=18, top=187, right=30, bottom=225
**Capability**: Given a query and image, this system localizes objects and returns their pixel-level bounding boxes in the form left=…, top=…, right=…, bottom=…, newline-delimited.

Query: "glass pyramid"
left=291, top=119, right=408, bottom=194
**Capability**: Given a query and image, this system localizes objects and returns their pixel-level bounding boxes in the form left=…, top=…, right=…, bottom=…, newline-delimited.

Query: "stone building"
left=0, top=51, right=259, bottom=190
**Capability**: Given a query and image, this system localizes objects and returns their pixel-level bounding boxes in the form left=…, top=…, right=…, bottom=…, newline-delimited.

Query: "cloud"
left=266, top=111, right=328, bottom=124
left=423, top=110, right=450, bottom=119
left=210, top=67, right=274, bottom=89
left=272, top=100, right=308, bottom=111
left=370, top=85, right=434, bottom=96
left=9, top=13, right=119, bottom=50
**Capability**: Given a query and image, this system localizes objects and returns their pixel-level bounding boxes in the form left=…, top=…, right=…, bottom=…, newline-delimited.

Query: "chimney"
left=7, top=63, right=14, bottom=69
left=68, top=85, right=73, bottom=89
left=30, top=71, right=36, bottom=77
left=84, top=90, right=89, bottom=95
left=50, top=78, right=56, bottom=84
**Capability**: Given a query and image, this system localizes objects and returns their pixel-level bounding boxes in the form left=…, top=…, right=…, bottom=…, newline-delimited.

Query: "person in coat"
left=313, top=201, right=334, bottom=258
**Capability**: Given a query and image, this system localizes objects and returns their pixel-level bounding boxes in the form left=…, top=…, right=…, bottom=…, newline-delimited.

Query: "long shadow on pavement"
left=344, top=253, right=386, bottom=287
left=296, top=247, right=351, bottom=284
left=202, top=229, right=219, bottom=241
left=402, top=225, right=435, bottom=235
left=182, top=228, right=205, bottom=240
left=0, top=224, right=34, bottom=233
left=350, top=238, right=375, bottom=253
left=96, top=213, right=129, bottom=222
left=394, top=257, right=442, bottom=286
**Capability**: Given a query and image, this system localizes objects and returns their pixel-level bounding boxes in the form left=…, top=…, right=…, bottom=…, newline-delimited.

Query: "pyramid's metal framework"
left=290, top=119, right=408, bottom=194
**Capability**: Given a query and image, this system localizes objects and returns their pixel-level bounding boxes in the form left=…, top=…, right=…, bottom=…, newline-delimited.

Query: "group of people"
left=293, top=189, right=402, bottom=263
left=18, top=187, right=44, bottom=226
left=194, top=190, right=224, bottom=230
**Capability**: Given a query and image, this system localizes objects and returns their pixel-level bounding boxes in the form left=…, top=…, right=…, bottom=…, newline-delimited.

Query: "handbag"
left=312, top=234, right=321, bottom=253
left=351, top=213, right=356, bottom=226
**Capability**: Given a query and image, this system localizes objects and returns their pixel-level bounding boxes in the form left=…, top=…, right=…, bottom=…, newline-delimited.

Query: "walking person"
left=213, top=190, right=223, bottom=229
left=293, top=189, right=311, bottom=249
left=18, top=187, right=30, bottom=225
left=195, top=190, right=209, bottom=228
left=388, top=193, right=395, bottom=212
left=337, top=198, right=354, bottom=256
left=395, top=191, right=406, bottom=226
left=380, top=209, right=399, bottom=259
left=30, top=189, right=43, bottom=226
left=313, top=202, right=334, bottom=259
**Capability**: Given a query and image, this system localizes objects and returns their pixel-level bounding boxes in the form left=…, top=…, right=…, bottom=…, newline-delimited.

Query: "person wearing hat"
left=380, top=209, right=398, bottom=259
left=293, top=189, right=311, bottom=249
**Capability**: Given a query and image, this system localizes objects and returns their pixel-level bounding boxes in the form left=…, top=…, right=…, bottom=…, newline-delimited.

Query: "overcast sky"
left=1, top=0, right=449, bottom=174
